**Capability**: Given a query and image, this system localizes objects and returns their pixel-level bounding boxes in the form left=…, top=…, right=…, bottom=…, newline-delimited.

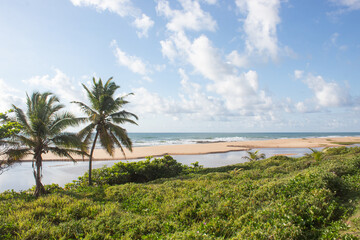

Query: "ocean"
left=127, top=132, right=360, bottom=147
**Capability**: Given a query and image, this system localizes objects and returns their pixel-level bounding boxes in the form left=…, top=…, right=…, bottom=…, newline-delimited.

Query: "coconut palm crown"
left=242, top=150, right=266, bottom=162
left=5, top=92, right=85, bottom=196
left=72, top=77, right=138, bottom=186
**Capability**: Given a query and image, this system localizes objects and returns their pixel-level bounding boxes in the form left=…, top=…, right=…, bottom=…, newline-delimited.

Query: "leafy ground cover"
left=2, top=148, right=360, bottom=239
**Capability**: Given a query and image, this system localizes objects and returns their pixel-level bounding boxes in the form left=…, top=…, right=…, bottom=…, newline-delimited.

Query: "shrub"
left=66, top=155, right=185, bottom=188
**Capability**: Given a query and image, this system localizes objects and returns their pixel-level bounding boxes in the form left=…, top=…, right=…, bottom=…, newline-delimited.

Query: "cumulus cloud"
left=178, top=69, right=227, bottom=119
left=23, top=69, right=84, bottom=104
left=70, top=0, right=154, bottom=38
left=226, top=50, right=248, bottom=68
left=0, top=79, right=23, bottom=112
left=160, top=39, right=178, bottom=62
left=235, top=0, right=281, bottom=60
left=161, top=32, right=273, bottom=115
left=111, top=40, right=164, bottom=82
left=295, top=71, right=352, bottom=111
left=127, top=69, right=227, bottom=120
left=22, top=69, right=87, bottom=115
left=156, top=0, right=217, bottom=32
left=303, top=74, right=351, bottom=108
left=112, top=41, right=148, bottom=76
left=133, top=14, right=154, bottom=38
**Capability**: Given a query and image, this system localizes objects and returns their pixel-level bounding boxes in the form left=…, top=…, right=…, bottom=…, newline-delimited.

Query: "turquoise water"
left=127, top=132, right=360, bottom=147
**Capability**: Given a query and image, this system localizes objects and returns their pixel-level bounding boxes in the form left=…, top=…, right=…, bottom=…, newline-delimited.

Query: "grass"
left=2, top=148, right=360, bottom=239
left=331, top=142, right=360, bottom=146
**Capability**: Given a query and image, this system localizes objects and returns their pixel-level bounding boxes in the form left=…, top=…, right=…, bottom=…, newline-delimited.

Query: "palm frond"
left=77, top=123, right=96, bottom=140
left=49, top=112, right=82, bottom=134
left=111, top=110, right=139, bottom=121
left=12, top=105, right=31, bottom=133
left=110, top=131, right=126, bottom=158
left=71, top=101, right=98, bottom=117
left=51, top=133, right=84, bottom=149
left=108, top=123, right=132, bottom=151
left=4, top=148, right=32, bottom=161
left=98, top=125, right=115, bottom=156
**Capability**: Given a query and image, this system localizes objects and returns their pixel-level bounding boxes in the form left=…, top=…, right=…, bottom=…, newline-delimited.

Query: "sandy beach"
left=19, top=136, right=360, bottom=161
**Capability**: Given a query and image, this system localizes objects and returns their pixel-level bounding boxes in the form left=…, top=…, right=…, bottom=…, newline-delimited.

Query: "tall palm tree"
left=73, top=77, right=138, bottom=186
left=242, top=150, right=266, bottom=162
left=4, top=92, right=85, bottom=196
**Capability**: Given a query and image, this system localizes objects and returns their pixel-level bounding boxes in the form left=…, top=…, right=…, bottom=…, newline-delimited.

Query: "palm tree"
left=73, top=77, right=138, bottom=186
left=305, top=148, right=323, bottom=161
left=242, top=150, right=266, bottom=161
left=4, top=92, right=85, bottom=196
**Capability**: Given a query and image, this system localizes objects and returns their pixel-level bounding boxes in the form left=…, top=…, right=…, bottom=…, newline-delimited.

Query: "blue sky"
left=0, top=0, right=360, bottom=132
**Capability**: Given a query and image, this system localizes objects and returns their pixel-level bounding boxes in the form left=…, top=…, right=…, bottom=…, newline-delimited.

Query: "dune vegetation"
left=1, top=147, right=360, bottom=239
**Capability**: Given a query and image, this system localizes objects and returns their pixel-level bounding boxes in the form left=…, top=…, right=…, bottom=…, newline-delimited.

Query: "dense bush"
left=66, top=155, right=185, bottom=188
left=2, top=148, right=360, bottom=239
left=324, top=146, right=360, bottom=156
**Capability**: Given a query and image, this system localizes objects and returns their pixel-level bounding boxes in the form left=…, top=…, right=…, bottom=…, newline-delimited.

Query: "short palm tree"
left=73, top=77, right=138, bottom=186
left=305, top=148, right=323, bottom=161
left=4, top=92, right=85, bottom=196
left=242, top=150, right=266, bottom=161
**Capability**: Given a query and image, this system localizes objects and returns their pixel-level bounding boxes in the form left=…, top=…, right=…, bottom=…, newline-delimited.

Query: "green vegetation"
left=242, top=150, right=266, bottom=161
left=66, top=155, right=185, bottom=188
left=2, top=148, right=360, bottom=239
left=3, top=92, right=85, bottom=196
left=331, top=142, right=360, bottom=146
left=0, top=109, right=22, bottom=139
left=72, top=77, right=138, bottom=186
left=0, top=109, right=23, bottom=174
left=306, top=148, right=324, bottom=161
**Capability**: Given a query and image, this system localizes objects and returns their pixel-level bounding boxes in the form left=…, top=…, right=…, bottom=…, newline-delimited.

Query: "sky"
left=0, top=0, right=360, bottom=132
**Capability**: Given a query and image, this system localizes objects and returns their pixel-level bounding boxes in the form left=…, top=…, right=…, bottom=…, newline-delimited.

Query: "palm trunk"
left=33, top=153, right=45, bottom=197
left=88, top=131, right=99, bottom=186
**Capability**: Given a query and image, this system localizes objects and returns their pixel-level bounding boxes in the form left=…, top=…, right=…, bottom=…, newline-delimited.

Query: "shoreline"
left=18, top=136, right=360, bottom=162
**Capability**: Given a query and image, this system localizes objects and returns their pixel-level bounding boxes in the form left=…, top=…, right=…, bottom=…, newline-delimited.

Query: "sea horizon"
left=125, top=132, right=360, bottom=147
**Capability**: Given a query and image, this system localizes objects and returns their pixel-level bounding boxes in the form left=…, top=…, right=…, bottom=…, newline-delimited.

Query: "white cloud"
left=202, top=0, right=217, bottom=4
left=178, top=69, right=227, bottom=119
left=23, top=69, right=83, bottom=104
left=329, top=0, right=360, bottom=10
left=294, top=70, right=304, bottom=79
left=161, top=32, right=274, bottom=115
left=70, top=0, right=154, bottom=38
left=295, top=72, right=352, bottom=110
left=70, top=0, right=139, bottom=17
left=235, top=0, right=281, bottom=60
left=133, top=14, right=154, bottom=38
left=0, top=79, right=23, bottom=112
left=295, top=102, right=309, bottom=113
left=160, top=39, right=178, bottom=62
left=127, top=69, right=227, bottom=120
left=156, top=0, right=217, bottom=32
left=112, top=40, right=148, bottom=75
left=303, top=74, right=351, bottom=108
left=226, top=50, right=248, bottom=68
left=128, top=87, right=176, bottom=114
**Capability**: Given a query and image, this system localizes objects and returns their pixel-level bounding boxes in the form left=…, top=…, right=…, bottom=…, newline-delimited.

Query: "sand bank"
left=18, top=136, right=360, bottom=161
